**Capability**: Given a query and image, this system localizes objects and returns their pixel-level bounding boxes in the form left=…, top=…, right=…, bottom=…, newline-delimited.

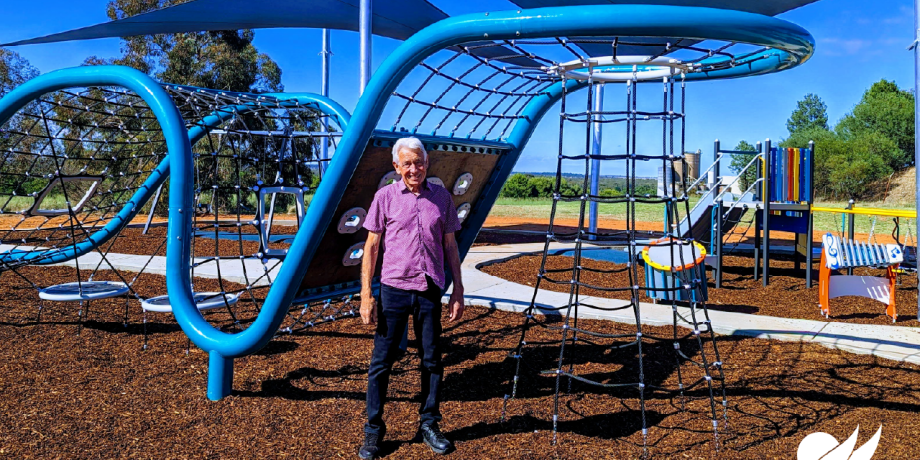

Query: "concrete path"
left=0, top=244, right=281, bottom=286
left=450, top=242, right=920, bottom=366
left=8, top=241, right=920, bottom=365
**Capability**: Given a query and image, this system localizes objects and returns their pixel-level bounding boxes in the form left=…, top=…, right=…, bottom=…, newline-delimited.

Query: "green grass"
left=491, top=196, right=702, bottom=226
left=488, top=197, right=918, bottom=241
left=811, top=200, right=914, bottom=238
left=8, top=191, right=916, bottom=243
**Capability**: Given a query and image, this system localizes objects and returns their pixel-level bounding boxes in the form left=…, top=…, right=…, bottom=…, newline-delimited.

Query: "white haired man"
left=358, top=137, right=465, bottom=458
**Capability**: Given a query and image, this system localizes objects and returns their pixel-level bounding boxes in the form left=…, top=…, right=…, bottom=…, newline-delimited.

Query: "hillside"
left=861, top=166, right=916, bottom=206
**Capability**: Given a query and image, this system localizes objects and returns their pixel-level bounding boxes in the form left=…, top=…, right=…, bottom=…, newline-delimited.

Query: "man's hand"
left=443, top=232, right=464, bottom=322
left=448, top=290, right=464, bottom=322
left=361, top=294, right=377, bottom=325
left=360, top=232, right=381, bottom=326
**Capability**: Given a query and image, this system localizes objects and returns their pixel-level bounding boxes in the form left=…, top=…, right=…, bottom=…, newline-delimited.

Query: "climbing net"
left=0, top=82, right=346, bottom=343
left=501, top=63, right=728, bottom=453
left=383, top=36, right=786, bottom=140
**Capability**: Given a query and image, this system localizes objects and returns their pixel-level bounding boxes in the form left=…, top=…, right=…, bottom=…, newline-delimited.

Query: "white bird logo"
left=797, top=425, right=882, bottom=460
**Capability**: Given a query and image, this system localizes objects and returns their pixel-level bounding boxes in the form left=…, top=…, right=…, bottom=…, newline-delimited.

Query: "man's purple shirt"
left=364, top=179, right=462, bottom=291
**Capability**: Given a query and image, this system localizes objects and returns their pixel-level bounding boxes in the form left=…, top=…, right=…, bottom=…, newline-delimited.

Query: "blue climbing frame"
left=164, top=4, right=814, bottom=400
left=0, top=5, right=814, bottom=400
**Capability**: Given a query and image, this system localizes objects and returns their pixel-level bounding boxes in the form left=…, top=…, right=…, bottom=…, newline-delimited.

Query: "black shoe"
left=358, top=432, right=381, bottom=459
left=420, top=423, right=452, bottom=455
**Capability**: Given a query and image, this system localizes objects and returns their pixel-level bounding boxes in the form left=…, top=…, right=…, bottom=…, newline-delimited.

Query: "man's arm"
left=444, top=232, right=464, bottom=322
left=360, top=231, right=382, bottom=325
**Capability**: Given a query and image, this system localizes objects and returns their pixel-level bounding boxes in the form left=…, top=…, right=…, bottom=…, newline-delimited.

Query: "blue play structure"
left=0, top=4, right=813, bottom=405
left=673, top=137, right=817, bottom=292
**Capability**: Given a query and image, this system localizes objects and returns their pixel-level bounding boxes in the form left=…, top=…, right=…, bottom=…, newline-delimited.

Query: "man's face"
left=393, top=147, right=428, bottom=189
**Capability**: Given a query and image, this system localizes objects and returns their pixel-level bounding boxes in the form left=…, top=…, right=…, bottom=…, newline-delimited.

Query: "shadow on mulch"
left=2, top=266, right=920, bottom=458
left=481, top=252, right=920, bottom=326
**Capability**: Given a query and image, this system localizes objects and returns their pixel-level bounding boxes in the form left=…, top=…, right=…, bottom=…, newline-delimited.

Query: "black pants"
left=365, top=278, right=443, bottom=436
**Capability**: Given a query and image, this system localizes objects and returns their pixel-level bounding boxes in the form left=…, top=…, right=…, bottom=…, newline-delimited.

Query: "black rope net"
left=382, top=36, right=773, bottom=140
left=0, top=83, right=351, bottom=344
left=498, top=67, right=729, bottom=455
left=379, top=35, right=769, bottom=454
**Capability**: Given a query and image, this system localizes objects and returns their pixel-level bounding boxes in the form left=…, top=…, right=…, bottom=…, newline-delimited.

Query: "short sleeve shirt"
left=364, top=178, right=462, bottom=291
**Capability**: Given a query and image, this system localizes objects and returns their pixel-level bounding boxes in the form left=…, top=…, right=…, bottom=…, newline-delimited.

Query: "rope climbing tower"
left=504, top=63, right=728, bottom=453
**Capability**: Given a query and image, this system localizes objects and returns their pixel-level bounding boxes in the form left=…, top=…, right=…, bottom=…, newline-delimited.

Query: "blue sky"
left=0, top=0, right=914, bottom=177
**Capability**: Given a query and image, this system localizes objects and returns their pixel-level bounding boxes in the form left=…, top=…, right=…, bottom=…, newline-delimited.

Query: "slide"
left=676, top=187, right=755, bottom=246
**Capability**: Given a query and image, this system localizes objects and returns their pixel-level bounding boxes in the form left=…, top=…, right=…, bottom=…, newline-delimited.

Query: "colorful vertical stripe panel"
left=786, top=148, right=794, bottom=202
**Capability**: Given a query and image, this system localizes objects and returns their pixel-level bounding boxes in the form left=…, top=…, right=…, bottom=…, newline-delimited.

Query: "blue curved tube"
left=162, top=5, right=814, bottom=400
left=0, top=81, right=349, bottom=267
left=0, top=66, right=190, bottom=266
left=184, top=90, right=351, bottom=145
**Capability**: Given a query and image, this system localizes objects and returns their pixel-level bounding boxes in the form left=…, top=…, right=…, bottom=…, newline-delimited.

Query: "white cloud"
left=820, top=37, right=873, bottom=56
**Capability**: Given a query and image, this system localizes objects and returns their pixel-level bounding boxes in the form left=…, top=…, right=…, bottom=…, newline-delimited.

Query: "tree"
left=728, top=140, right=758, bottom=192
left=786, top=93, right=828, bottom=135
left=0, top=48, right=41, bottom=195
left=500, top=174, right=582, bottom=198
left=500, top=173, right=534, bottom=198
left=836, top=79, right=914, bottom=168
left=782, top=126, right=898, bottom=199
left=94, top=0, right=282, bottom=93
left=0, top=48, right=39, bottom=97
left=82, top=1, right=294, bottom=215
left=529, top=176, right=556, bottom=197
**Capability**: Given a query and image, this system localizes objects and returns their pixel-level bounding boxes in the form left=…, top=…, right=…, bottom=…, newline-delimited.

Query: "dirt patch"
left=479, top=216, right=903, bottom=246
left=481, top=253, right=919, bottom=326
left=872, top=166, right=916, bottom=206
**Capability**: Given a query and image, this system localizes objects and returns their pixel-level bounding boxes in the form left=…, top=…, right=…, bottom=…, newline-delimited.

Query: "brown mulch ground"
left=481, top=253, right=919, bottom=326
left=2, top=220, right=920, bottom=458
left=0, top=266, right=257, bottom=328
left=2, top=265, right=920, bottom=459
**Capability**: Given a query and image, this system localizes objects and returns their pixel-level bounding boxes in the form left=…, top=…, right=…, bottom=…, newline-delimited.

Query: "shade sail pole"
left=589, top=83, right=604, bottom=240
left=914, top=0, right=920, bottom=313
left=359, top=0, right=372, bottom=94
left=320, top=28, right=332, bottom=173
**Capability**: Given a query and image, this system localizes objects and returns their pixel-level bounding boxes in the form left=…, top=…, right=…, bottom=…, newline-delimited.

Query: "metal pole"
left=588, top=83, right=604, bottom=240
left=806, top=139, right=815, bottom=287
left=914, top=0, right=920, bottom=314
left=763, top=138, right=771, bottom=286
left=359, top=0, right=372, bottom=94
left=716, top=199, right=723, bottom=288
left=320, top=29, right=331, bottom=173
left=753, top=141, right=762, bottom=280
left=713, top=139, right=720, bottom=194
left=847, top=199, right=855, bottom=276
left=806, top=209, right=814, bottom=288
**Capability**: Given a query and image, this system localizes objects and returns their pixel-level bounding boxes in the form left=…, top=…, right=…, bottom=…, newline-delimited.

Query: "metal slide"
left=677, top=186, right=755, bottom=246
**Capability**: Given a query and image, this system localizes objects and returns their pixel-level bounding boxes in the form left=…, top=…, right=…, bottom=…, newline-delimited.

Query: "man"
left=359, top=137, right=465, bottom=459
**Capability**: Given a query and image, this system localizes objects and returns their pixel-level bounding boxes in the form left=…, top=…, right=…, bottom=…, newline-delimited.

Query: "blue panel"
left=768, top=213, right=809, bottom=234
left=802, top=148, right=812, bottom=203
left=769, top=147, right=777, bottom=202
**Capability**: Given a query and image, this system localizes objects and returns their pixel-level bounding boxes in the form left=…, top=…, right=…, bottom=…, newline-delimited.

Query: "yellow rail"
left=811, top=206, right=917, bottom=219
